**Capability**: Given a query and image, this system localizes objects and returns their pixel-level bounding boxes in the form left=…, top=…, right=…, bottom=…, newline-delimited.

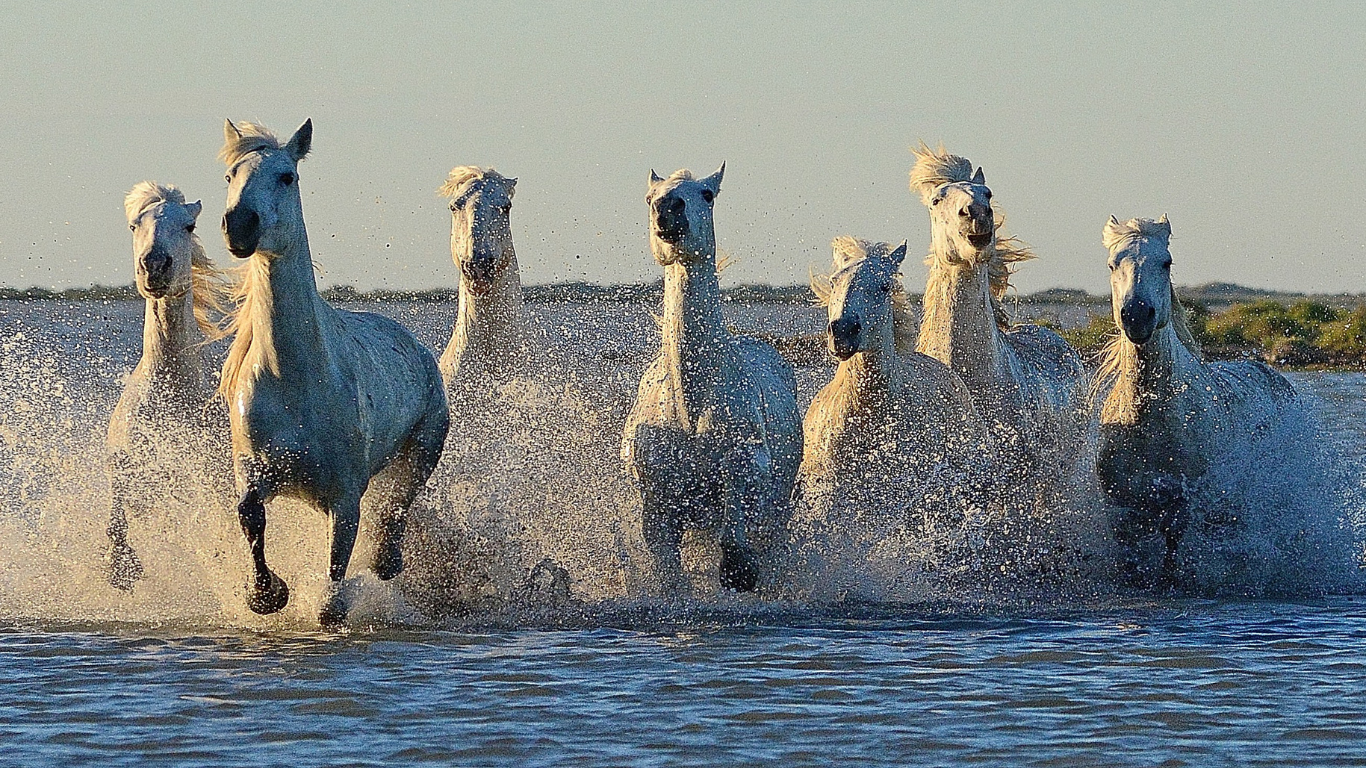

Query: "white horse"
left=801, top=237, right=986, bottom=526
left=436, top=167, right=538, bottom=389
left=1095, top=215, right=1299, bottom=586
left=106, top=181, right=233, bottom=590
left=910, top=144, right=1087, bottom=474
left=622, top=165, right=802, bottom=594
left=219, top=119, right=449, bottom=623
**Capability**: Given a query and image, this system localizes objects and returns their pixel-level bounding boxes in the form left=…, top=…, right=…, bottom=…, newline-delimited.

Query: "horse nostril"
left=1146, top=306, right=1156, bottom=320
left=959, top=206, right=971, bottom=218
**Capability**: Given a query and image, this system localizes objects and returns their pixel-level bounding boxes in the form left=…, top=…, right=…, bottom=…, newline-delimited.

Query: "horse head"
left=646, top=164, right=724, bottom=266
left=439, top=167, right=517, bottom=295
left=1104, top=214, right=1175, bottom=345
left=125, top=182, right=202, bottom=300
left=819, top=238, right=908, bottom=360
left=220, top=118, right=312, bottom=259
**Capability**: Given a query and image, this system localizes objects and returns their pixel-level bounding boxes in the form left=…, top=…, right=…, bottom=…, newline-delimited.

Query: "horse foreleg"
left=237, top=486, right=289, bottom=615
left=719, top=466, right=764, bottom=593
left=319, top=495, right=361, bottom=627
left=105, top=475, right=144, bottom=591
left=372, top=428, right=444, bottom=581
left=640, top=478, right=686, bottom=596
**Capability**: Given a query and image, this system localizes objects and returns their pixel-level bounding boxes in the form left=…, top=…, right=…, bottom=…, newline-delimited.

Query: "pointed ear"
left=971, top=166, right=985, bottom=185
left=506, top=177, right=517, bottom=198
left=1107, top=214, right=1121, bottom=228
left=1157, top=213, right=1171, bottom=231
left=286, top=118, right=312, bottom=161
left=700, top=162, right=725, bottom=195
left=224, top=118, right=242, bottom=145
left=186, top=200, right=203, bottom=220
left=650, top=169, right=664, bottom=185
left=890, top=241, right=908, bottom=266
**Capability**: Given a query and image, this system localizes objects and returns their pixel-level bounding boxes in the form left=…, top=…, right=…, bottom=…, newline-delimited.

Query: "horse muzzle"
left=652, top=197, right=690, bottom=244
left=1120, top=299, right=1158, bottom=344
left=223, top=207, right=261, bottom=258
left=137, top=247, right=173, bottom=295
left=828, top=316, right=861, bottom=360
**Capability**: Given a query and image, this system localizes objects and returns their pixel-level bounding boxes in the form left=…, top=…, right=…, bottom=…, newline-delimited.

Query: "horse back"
left=1002, top=323, right=1088, bottom=413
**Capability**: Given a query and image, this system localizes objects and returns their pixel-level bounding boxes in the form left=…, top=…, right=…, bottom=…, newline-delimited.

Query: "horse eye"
left=1163, top=260, right=1172, bottom=269
left=129, top=224, right=136, bottom=231
left=225, top=174, right=231, bottom=183
left=984, top=190, right=993, bottom=200
left=1108, top=262, right=1117, bottom=271
left=701, top=190, right=714, bottom=204
left=500, top=204, right=511, bottom=215
left=280, top=172, right=296, bottom=186
left=186, top=224, right=196, bottom=233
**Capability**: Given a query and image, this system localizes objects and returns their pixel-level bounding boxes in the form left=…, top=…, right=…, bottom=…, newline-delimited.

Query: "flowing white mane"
left=437, top=166, right=514, bottom=200
left=810, top=237, right=917, bottom=356
left=123, top=181, right=232, bottom=341
left=910, top=143, right=1034, bottom=325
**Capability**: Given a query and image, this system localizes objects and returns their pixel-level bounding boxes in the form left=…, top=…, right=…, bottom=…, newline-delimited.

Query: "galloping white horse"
left=106, top=181, right=233, bottom=590
left=1095, top=215, right=1298, bottom=585
left=436, top=167, right=538, bottom=389
left=622, top=165, right=802, bottom=593
left=910, top=144, right=1087, bottom=473
left=219, top=119, right=449, bottom=623
left=801, top=237, right=986, bottom=525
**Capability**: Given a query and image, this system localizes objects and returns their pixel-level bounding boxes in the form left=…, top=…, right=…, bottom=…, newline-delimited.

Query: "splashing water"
left=0, top=300, right=1360, bottom=629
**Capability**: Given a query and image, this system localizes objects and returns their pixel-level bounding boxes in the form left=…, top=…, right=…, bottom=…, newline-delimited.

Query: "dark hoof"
left=318, top=583, right=348, bottom=628
left=372, top=547, right=403, bottom=582
left=518, top=558, right=572, bottom=604
left=107, top=542, right=144, bottom=592
left=719, top=553, right=759, bottom=593
left=246, top=571, right=290, bottom=615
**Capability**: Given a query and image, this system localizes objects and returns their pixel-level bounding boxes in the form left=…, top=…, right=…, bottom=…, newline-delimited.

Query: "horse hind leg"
left=372, top=415, right=447, bottom=581
left=237, top=486, right=290, bottom=615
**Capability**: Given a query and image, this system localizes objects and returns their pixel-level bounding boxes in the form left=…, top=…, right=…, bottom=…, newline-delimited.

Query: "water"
left=2, top=299, right=1366, bottom=765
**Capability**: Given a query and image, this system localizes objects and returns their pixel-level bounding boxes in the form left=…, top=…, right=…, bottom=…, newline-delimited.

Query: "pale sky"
left=1, top=2, right=1363, bottom=293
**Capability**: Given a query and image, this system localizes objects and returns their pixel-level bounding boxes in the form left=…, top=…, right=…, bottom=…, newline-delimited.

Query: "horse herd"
left=104, top=119, right=1307, bottom=624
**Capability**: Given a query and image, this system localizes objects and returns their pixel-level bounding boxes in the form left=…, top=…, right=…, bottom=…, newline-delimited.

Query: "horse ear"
left=972, top=166, right=985, bottom=185
left=700, top=162, right=725, bottom=195
left=286, top=118, right=312, bottom=161
left=506, top=177, right=517, bottom=198
left=890, top=241, right=908, bottom=265
left=224, top=119, right=242, bottom=144
left=650, top=169, right=664, bottom=185
left=1157, top=213, right=1171, bottom=234
left=186, top=200, right=203, bottom=220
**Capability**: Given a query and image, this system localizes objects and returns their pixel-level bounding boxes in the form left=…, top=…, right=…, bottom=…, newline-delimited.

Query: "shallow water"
left=2, top=299, right=1365, bottom=765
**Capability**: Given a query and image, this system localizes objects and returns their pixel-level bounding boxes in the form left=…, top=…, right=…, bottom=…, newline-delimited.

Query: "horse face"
left=646, top=164, right=724, bottom=265
left=1107, top=218, right=1174, bottom=345
left=130, top=199, right=200, bottom=299
left=449, top=176, right=516, bottom=294
left=826, top=242, right=906, bottom=360
left=222, top=120, right=311, bottom=258
left=928, top=172, right=994, bottom=259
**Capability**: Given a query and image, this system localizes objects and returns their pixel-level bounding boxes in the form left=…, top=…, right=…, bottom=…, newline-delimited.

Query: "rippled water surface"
left=3, top=300, right=1366, bottom=765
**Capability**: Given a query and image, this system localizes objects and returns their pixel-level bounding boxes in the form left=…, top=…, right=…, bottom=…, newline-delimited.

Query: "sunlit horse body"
left=219, top=119, right=449, bottom=623
left=622, top=165, right=802, bottom=593
left=106, top=182, right=233, bottom=590
left=910, top=145, right=1087, bottom=475
left=1095, top=215, right=1299, bottom=585
left=801, top=237, right=986, bottom=526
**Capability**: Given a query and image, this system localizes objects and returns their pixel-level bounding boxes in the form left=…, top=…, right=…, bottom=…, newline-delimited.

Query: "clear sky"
left=1, top=2, right=1362, bottom=294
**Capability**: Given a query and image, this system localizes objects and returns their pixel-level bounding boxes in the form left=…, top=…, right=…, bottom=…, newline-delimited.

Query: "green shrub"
left=1316, top=306, right=1366, bottom=365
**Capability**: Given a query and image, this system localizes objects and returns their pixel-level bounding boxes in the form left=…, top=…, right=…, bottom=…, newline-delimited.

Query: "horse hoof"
left=318, top=583, right=348, bottom=628
left=372, top=548, right=403, bottom=582
left=107, top=543, right=144, bottom=592
left=719, top=556, right=759, bottom=593
left=519, top=558, right=572, bottom=604
left=246, top=571, right=290, bottom=615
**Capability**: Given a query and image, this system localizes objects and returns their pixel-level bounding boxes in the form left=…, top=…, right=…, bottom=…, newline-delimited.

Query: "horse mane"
left=218, top=122, right=283, bottom=166
left=218, top=256, right=277, bottom=398
left=125, top=181, right=234, bottom=342
left=810, top=237, right=917, bottom=355
left=437, top=166, right=514, bottom=200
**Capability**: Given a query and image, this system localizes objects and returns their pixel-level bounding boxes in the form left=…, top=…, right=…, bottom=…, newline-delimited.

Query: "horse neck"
left=841, top=317, right=903, bottom=400
left=917, top=250, right=1006, bottom=384
left=139, top=289, right=204, bottom=388
left=444, top=256, right=530, bottom=375
left=254, top=229, right=332, bottom=376
left=659, top=254, right=727, bottom=373
left=1102, top=323, right=1202, bottom=424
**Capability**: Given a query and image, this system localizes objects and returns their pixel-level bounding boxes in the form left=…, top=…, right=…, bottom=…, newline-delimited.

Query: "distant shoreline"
left=4, top=280, right=1366, bottom=310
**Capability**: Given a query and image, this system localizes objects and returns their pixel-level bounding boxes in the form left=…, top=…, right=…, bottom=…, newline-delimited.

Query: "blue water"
left=2, top=300, right=1365, bottom=765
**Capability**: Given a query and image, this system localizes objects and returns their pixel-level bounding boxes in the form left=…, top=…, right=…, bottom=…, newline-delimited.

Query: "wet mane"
left=810, top=237, right=917, bottom=355
left=124, top=181, right=233, bottom=342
